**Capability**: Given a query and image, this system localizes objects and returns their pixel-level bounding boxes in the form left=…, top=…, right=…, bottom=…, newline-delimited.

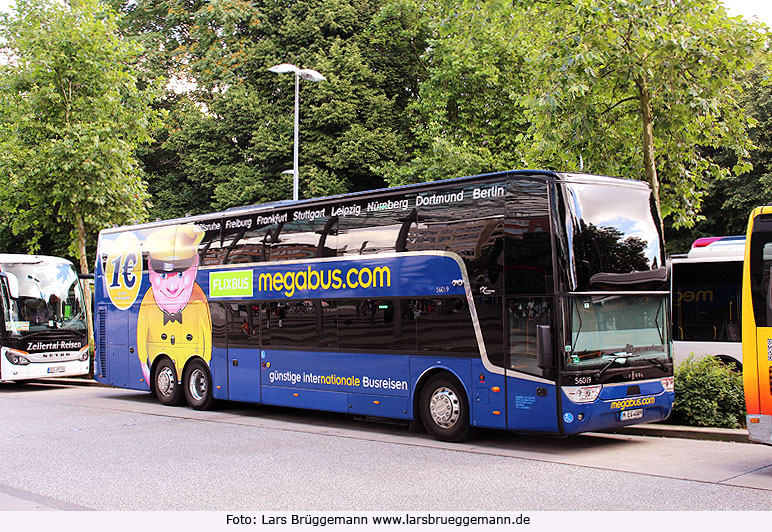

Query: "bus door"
left=502, top=179, right=559, bottom=433
left=504, top=298, right=559, bottom=434
left=106, top=304, right=131, bottom=388
left=226, top=302, right=262, bottom=403
left=745, top=212, right=772, bottom=441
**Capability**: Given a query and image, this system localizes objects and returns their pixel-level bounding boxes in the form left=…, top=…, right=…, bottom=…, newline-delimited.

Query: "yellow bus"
left=742, top=206, right=772, bottom=444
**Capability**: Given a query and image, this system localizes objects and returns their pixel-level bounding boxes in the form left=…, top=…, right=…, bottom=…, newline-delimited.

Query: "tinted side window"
left=211, top=302, right=227, bottom=349
left=672, top=261, right=742, bottom=342
left=406, top=181, right=506, bottom=295
left=221, top=218, right=276, bottom=265
left=195, top=219, right=223, bottom=266
left=476, top=296, right=505, bottom=367
left=337, top=200, right=414, bottom=256
left=268, top=301, right=337, bottom=349
left=505, top=180, right=553, bottom=295
left=416, top=297, right=478, bottom=354
left=338, top=299, right=417, bottom=351
left=507, top=297, right=552, bottom=376
left=271, top=215, right=335, bottom=262
left=226, top=303, right=263, bottom=348
left=750, top=224, right=772, bottom=327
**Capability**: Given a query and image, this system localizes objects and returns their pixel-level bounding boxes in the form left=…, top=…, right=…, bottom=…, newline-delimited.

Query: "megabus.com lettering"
left=610, top=396, right=655, bottom=410
left=258, top=266, right=391, bottom=297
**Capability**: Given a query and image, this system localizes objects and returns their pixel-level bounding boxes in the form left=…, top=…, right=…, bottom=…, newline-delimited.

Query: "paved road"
left=1, top=380, right=771, bottom=511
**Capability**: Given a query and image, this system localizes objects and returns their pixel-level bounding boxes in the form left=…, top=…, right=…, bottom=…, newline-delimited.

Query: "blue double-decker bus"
left=94, top=170, right=674, bottom=441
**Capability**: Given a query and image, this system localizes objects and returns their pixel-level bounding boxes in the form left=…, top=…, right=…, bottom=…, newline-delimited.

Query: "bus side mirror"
left=3, top=272, right=19, bottom=300
left=537, top=324, right=553, bottom=371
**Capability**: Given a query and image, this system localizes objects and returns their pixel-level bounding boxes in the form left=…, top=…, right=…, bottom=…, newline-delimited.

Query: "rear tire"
left=419, top=374, right=471, bottom=442
left=183, top=358, right=215, bottom=410
left=153, top=358, right=184, bottom=406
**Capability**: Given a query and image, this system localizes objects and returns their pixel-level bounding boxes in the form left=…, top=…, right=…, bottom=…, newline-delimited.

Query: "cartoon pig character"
left=136, top=225, right=212, bottom=391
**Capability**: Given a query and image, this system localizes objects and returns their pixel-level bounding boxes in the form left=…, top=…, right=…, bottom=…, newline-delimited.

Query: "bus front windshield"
left=1, top=261, right=86, bottom=335
left=564, top=294, right=670, bottom=370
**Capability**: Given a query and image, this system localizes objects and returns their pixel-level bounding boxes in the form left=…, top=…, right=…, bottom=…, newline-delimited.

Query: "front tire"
left=183, top=358, right=215, bottom=410
left=153, top=358, right=184, bottom=406
left=419, top=374, right=471, bottom=442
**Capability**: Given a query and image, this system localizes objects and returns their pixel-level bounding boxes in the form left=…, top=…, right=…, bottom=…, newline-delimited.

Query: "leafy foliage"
left=520, top=0, right=765, bottom=227
left=667, top=355, right=746, bottom=429
left=111, top=0, right=428, bottom=219
left=383, top=0, right=530, bottom=185
left=0, top=0, right=162, bottom=270
left=1, top=0, right=771, bottom=260
left=665, top=61, right=772, bottom=251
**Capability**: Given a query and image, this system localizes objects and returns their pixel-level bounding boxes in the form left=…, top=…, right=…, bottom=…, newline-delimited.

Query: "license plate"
left=619, top=408, right=643, bottom=421
left=47, top=366, right=65, bottom=374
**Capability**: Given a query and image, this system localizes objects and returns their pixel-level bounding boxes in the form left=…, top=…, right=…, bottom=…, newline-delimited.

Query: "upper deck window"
left=561, top=180, right=666, bottom=292
left=505, top=180, right=553, bottom=295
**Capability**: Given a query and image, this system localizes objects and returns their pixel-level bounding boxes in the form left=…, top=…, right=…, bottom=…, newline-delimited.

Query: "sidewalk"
left=34, top=377, right=751, bottom=443
left=0, top=486, right=89, bottom=511
left=0, top=492, right=60, bottom=511
left=610, top=422, right=749, bottom=443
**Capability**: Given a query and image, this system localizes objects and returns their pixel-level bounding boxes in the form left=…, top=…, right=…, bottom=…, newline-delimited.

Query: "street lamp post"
left=268, top=63, right=325, bottom=202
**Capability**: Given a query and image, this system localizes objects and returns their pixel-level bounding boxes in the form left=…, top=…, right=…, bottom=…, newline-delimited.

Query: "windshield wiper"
left=594, top=344, right=634, bottom=379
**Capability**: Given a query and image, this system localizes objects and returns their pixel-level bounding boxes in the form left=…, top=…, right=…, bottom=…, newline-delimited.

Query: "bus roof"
left=0, top=254, right=75, bottom=266
left=99, top=170, right=650, bottom=235
left=672, top=236, right=745, bottom=262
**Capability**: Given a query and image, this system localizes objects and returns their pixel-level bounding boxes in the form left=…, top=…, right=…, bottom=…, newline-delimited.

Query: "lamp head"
left=298, top=68, right=325, bottom=82
left=268, top=63, right=299, bottom=74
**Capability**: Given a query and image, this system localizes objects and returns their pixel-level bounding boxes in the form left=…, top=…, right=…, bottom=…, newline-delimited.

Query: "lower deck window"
left=216, top=297, right=483, bottom=355
left=416, top=298, right=477, bottom=354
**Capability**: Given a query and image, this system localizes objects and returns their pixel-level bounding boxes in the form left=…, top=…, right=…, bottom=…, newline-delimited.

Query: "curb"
left=610, top=422, right=749, bottom=443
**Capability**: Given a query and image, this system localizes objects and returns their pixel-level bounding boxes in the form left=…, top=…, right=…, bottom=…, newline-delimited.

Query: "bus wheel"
left=153, top=358, right=183, bottom=406
left=419, top=374, right=471, bottom=442
left=184, top=359, right=214, bottom=410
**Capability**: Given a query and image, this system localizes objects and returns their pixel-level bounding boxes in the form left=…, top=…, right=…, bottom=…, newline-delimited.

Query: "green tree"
left=383, top=0, right=532, bottom=185
left=521, top=0, right=765, bottom=227
left=666, top=60, right=772, bottom=251
left=112, top=0, right=428, bottom=219
left=0, top=0, right=161, bottom=273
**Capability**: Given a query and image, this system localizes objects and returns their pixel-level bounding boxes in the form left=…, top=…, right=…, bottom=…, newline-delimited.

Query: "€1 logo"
left=105, top=232, right=142, bottom=310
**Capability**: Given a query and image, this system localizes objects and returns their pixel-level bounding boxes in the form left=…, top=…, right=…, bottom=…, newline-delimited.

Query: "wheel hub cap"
left=157, top=366, right=175, bottom=397
left=429, top=387, right=460, bottom=428
left=189, top=368, right=207, bottom=401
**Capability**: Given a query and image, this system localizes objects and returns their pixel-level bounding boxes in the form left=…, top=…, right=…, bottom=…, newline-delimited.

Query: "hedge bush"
left=666, top=355, right=746, bottom=429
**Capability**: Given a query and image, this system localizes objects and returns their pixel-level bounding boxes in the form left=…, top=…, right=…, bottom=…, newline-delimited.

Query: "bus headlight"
left=78, top=345, right=90, bottom=361
left=660, top=377, right=674, bottom=393
left=563, top=385, right=602, bottom=404
left=5, top=349, right=31, bottom=365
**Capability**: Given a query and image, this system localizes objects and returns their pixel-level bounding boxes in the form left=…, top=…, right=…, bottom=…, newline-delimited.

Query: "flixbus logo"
left=210, top=270, right=253, bottom=298
left=610, top=397, right=656, bottom=410
left=258, top=266, right=391, bottom=298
